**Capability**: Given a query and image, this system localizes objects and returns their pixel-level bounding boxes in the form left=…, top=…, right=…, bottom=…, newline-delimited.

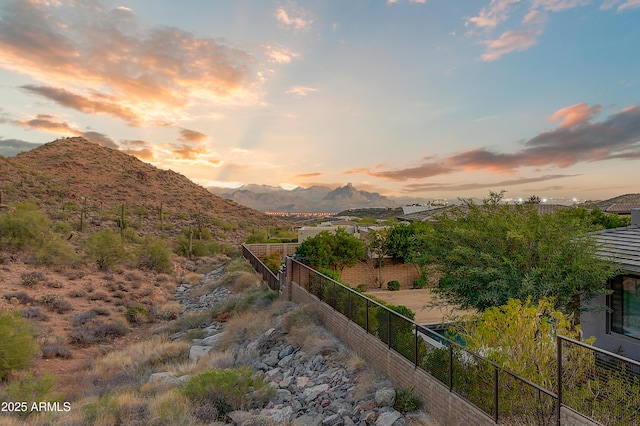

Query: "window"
left=611, top=275, right=640, bottom=340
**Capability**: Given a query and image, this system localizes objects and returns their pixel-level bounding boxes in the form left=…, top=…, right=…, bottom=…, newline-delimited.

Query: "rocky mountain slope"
left=0, top=137, right=285, bottom=243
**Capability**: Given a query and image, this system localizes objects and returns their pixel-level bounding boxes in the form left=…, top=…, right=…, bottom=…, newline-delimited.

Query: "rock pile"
left=164, top=264, right=433, bottom=426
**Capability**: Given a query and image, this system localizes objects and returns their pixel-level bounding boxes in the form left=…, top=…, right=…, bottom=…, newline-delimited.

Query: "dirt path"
left=366, top=288, right=471, bottom=325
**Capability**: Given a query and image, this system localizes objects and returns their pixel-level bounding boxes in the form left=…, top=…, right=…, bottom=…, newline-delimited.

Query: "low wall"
left=340, top=259, right=420, bottom=290
left=244, top=243, right=299, bottom=257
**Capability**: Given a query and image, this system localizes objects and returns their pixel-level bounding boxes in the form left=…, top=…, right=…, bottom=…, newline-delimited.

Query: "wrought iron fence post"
left=557, top=336, right=562, bottom=426
left=494, top=366, right=499, bottom=423
left=414, top=325, right=418, bottom=368
left=449, top=344, right=453, bottom=391
left=387, top=309, right=391, bottom=349
left=366, top=299, right=370, bottom=333
left=333, top=280, right=337, bottom=310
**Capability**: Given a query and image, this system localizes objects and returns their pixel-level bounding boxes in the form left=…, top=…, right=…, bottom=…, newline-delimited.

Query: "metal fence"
left=289, top=257, right=557, bottom=425
left=241, top=244, right=280, bottom=292
left=558, top=336, right=640, bottom=426
left=242, top=246, right=640, bottom=425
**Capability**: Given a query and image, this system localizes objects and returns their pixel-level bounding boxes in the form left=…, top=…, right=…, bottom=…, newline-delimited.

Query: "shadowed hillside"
left=0, top=137, right=286, bottom=243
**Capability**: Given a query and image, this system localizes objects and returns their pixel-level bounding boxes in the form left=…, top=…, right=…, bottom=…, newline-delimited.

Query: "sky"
left=1, top=0, right=639, bottom=202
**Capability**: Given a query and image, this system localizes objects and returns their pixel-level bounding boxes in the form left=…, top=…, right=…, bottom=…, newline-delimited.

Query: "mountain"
left=582, top=193, right=640, bottom=210
left=0, top=137, right=282, bottom=242
left=209, top=183, right=401, bottom=212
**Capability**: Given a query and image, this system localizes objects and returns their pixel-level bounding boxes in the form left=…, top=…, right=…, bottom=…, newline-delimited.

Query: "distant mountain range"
left=208, top=183, right=426, bottom=212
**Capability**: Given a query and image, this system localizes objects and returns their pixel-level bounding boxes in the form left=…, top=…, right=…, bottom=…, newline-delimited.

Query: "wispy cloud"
left=15, top=114, right=79, bottom=135
left=285, top=86, right=318, bottom=97
left=601, top=0, right=640, bottom=10
left=21, top=85, right=142, bottom=126
left=275, top=4, right=312, bottom=32
left=0, top=0, right=261, bottom=125
left=348, top=104, right=640, bottom=180
left=401, top=174, right=577, bottom=192
left=296, top=172, right=322, bottom=178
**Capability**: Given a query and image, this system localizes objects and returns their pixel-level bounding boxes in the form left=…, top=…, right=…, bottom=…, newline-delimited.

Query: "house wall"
left=581, top=293, right=640, bottom=361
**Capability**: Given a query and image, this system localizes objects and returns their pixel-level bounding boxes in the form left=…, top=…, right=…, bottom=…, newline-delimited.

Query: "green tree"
left=84, top=229, right=128, bottom=270
left=430, top=192, right=617, bottom=315
left=0, top=312, right=37, bottom=380
left=450, top=297, right=587, bottom=390
left=295, top=228, right=366, bottom=276
left=137, top=236, right=172, bottom=273
left=0, top=201, right=52, bottom=250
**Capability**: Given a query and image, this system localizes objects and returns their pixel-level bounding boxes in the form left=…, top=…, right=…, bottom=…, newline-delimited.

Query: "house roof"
left=593, top=225, right=640, bottom=274
left=604, top=203, right=640, bottom=214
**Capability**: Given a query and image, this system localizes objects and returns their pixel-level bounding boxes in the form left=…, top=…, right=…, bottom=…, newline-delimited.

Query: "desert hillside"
left=0, top=137, right=286, bottom=243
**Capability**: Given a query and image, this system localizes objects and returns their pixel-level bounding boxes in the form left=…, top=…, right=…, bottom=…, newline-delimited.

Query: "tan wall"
left=340, top=259, right=420, bottom=290
left=244, top=243, right=299, bottom=258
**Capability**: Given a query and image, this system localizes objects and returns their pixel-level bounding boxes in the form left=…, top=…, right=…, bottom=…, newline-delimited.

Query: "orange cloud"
left=0, top=1, right=260, bottom=125
left=15, top=114, right=80, bottom=135
left=548, top=103, right=602, bottom=128
left=21, top=85, right=142, bottom=126
left=170, top=142, right=208, bottom=160
left=296, top=172, right=322, bottom=178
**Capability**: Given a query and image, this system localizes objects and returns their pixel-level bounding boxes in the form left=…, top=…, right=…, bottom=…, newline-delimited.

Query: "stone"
left=294, top=414, right=323, bottom=426
left=304, top=384, right=330, bottom=402
left=297, top=376, right=311, bottom=388
left=260, top=406, right=294, bottom=423
left=188, top=345, right=212, bottom=362
left=375, top=410, right=403, bottom=426
left=202, top=331, right=225, bottom=347
left=375, top=388, right=396, bottom=407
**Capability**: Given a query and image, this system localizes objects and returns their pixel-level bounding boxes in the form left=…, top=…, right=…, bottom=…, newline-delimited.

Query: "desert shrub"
left=18, top=307, right=49, bottom=322
left=39, top=294, right=73, bottom=314
left=228, top=271, right=261, bottom=293
left=68, top=321, right=128, bottom=346
left=0, top=201, right=50, bottom=250
left=68, top=288, right=87, bottom=298
left=149, top=389, right=197, bottom=425
left=137, top=236, right=172, bottom=273
left=2, top=371, right=57, bottom=410
left=261, top=251, right=282, bottom=274
left=87, top=291, right=110, bottom=302
left=387, top=280, right=401, bottom=291
left=0, top=312, right=37, bottom=379
left=182, top=367, right=274, bottom=420
left=125, top=304, right=151, bottom=324
left=166, top=311, right=213, bottom=334
left=84, top=229, right=128, bottom=270
left=4, top=291, right=37, bottom=305
left=40, top=339, right=73, bottom=359
left=223, top=257, right=255, bottom=274
left=21, top=271, right=44, bottom=287
left=155, top=301, right=182, bottom=320
left=73, top=310, right=97, bottom=326
left=32, top=238, right=76, bottom=266
left=213, top=287, right=277, bottom=318
left=394, top=387, right=420, bottom=413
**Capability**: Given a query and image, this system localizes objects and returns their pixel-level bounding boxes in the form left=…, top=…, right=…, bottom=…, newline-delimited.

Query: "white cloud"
left=275, top=5, right=312, bottom=32
left=285, top=86, right=318, bottom=97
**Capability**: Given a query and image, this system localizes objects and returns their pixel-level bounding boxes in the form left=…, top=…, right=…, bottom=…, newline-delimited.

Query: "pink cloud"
left=548, top=103, right=602, bottom=128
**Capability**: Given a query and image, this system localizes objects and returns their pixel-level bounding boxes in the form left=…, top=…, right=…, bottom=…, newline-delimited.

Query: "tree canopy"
left=427, top=193, right=618, bottom=315
left=294, top=228, right=366, bottom=275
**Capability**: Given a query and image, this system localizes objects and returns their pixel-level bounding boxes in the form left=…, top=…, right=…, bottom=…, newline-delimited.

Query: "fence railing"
left=241, top=244, right=280, bottom=292
left=242, top=246, right=640, bottom=425
left=289, top=257, right=557, bottom=425
left=558, top=335, right=640, bottom=426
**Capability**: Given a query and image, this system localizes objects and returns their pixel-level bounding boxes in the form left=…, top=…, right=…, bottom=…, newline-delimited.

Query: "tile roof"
left=593, top=225, right=640, bottom=274
left=604, top=203, right=640, bottom=214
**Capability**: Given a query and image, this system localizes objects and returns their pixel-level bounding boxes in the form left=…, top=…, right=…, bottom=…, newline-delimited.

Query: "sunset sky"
left=1, top=0, right=639, bottom=201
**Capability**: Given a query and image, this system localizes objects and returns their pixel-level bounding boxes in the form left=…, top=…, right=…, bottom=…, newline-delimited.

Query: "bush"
left=84, top=229, right=128, bottom=270
left=68, top=322, right=128, bottom=346
left=387, top=280, right=401, bottom=291
left=0, top=201, right=50, bottom=250
left=394, top=387, right=420, bottom=413
left=125, top=304, right=151, bottom=324
left=137, top=236, right=172, bottom=273
left=412, top=276, right=427, bottom=289
left=39, top=294, right=73, bottom=314
left=182, top=367, right=274, bottom=420
left=21, top=271, right=44, bottom=287
left=0, top=312, right=37, bottom=380
left=261, top=251, right=282, bottom=274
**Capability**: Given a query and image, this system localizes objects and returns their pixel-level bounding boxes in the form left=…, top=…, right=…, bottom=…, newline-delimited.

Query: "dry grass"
left=227, top=271, right=261, bottom=293
left=352, top=369, right=379, bottom=401
left=90, top=335, right=189, bottom=391
left=281, top=305, right=338, bottom=355
left=216, top=310, right=272, bottom=350
left=183, top=272, right=203, bottom=285
left=147, top=389, right=201, bottom=426
left=155, top=301, right=182, bottom=320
